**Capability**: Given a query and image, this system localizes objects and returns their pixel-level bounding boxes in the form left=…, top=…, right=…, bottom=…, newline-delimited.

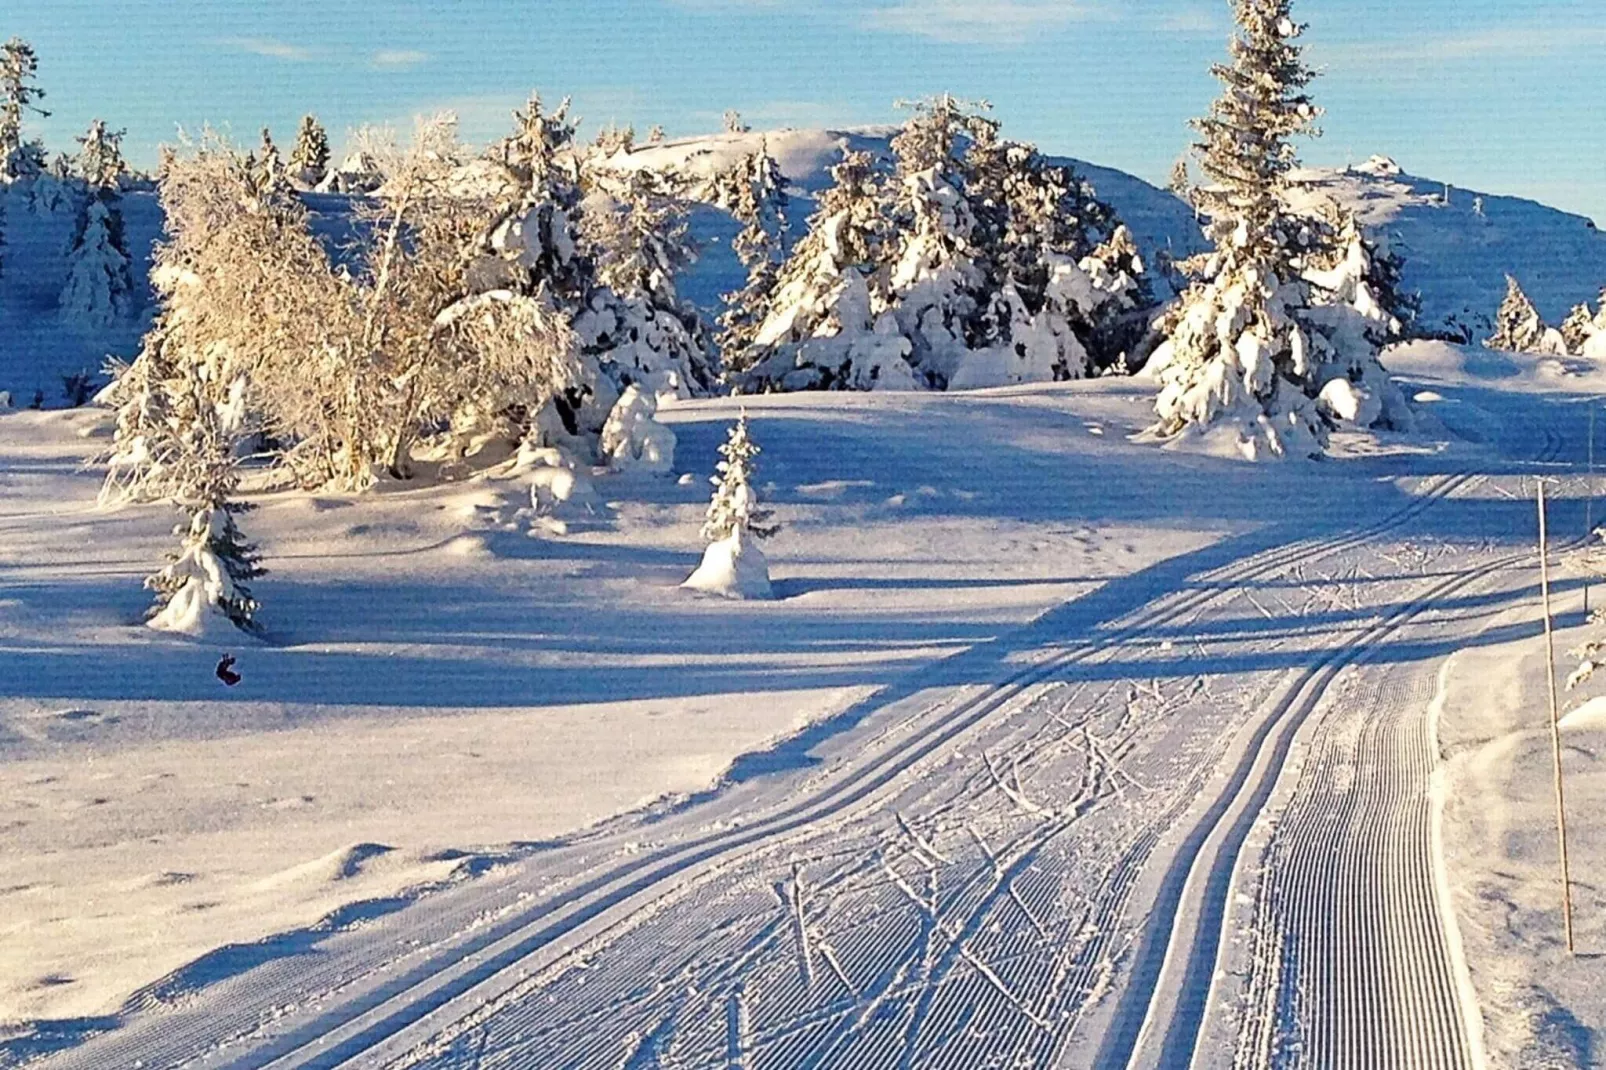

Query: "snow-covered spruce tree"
left=0, top=37, right=47, bottom=182
left=578, top=165, right=714, bottom=397
left=1150, top=0, right=1405, bottom=459
left=592, top=122, right=635, bottom=159
left=1485, top=275, right=1565, bottom=354
left=142, top=378, right=265, bottom=637
left=714, top=146, right=791, bottom=370
left=288, top=113, right=330, bottom=188
left=76, top=119, right=127, bottom=191
left=61, top=120, right=135, bottom=325
left=1169, top=157, right=1194, bottom=202
left=728, top=149, right=914, bottom=391
left=723, top=110, right=750, bottom=135
left=1562, top=302, right=1596, bottom=354
left=683, top=413, right=779, bottom=600
left=253, top=127, right=287, bottom=192
left=646, top=125, right=665, bottom=146
left=60, top=197, right=134, bottom=326
left=1557, top=289, right=1606, bottom=358
left=963, top=124, right=1151, bottom=382
left=881, top=95, right=993, bottom=387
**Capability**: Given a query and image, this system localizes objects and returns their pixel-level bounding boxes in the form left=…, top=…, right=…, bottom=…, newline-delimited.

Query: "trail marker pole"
left=1587, top=405, right=1595, bottom=613
left=1537, top=478, right=1576, bottom=954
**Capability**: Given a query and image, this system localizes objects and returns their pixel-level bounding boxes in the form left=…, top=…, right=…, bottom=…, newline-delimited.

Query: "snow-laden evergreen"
left=579, top=166, right=715, bottom=398
left=288, top=114, right=330, bottom=188
left=725, top=99, right=1152, bottom=393
left=1485, top=275, right=1568, bottom=355
left=143, top=398, right=265, bottom=639
left=1148, top=0, right=1407, bottom=460
left=881, top=96, right=992, bottom=387
left=728, top=149, right=912, bottom=391
left=252, top=127, right=287, bottom=194
left=684, top=413, right=777, bottom=600
left=0, top=37, right=47, bottom=183
left=75, top=119, right=126, bottom=191
left=1560, top=289, right=1606, bottom=358
left=713, top=146, right=791, bottom=372
left=60, top=196, right=134, bottom=326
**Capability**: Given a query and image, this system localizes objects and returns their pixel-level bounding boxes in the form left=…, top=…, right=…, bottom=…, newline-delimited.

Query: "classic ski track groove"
left=1102, top=425, right=1567, bottom=1070
left=29, top=455, right=1549, bottom=1070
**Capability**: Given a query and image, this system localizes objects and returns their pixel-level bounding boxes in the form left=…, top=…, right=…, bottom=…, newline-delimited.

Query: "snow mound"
left=146, top=576, right=251, bottom=640
left=1316, top=377, right=1383, bottom=429
left=682, top=529, right=773, bottom=600
left=600, top=384, right=677, bottom=473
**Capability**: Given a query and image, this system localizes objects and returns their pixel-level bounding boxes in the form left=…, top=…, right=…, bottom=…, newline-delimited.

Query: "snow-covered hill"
left=1288, top=157, right=1606, bottom=342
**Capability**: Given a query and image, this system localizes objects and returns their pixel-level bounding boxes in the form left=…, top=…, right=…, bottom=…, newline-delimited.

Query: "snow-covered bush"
left=599, top=383, right=676, bottom=473
left=684, top=413, right=778, bottom=600
left=1148, top=0, right=1408, bottom=460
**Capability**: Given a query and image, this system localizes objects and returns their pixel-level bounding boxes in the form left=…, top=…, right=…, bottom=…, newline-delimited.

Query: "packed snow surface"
left=1, top=338, right=1604, bottom=1067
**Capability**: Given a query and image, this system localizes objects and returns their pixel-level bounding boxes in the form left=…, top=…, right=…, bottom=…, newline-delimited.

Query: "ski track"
left=18, top=428, right=1577, bottom=1070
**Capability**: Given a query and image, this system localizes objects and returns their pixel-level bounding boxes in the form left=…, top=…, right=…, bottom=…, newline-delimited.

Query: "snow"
left=0, top=387, right=1226, bottom=1035
left=599, top=383, right=677, bottom=473
left=1436, top=610, right=1606, bottom=1066
left=681, top=528, right=773, bottom=600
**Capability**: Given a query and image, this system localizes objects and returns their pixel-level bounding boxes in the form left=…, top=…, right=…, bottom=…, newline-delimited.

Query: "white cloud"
left=371, top=49, right=430, bottom=70
left=217, top=37, right=315, bottom=62
left=859, top=0, right=1110, bottom=44
left=1317, top=25, right=1606, bottom=68
left=1154, top=7, right=1225, bottom=36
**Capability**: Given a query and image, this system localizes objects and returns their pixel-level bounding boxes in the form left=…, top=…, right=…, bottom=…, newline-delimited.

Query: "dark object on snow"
left=62, top=371, right=98, bottom=407
left=215, top=654, right=241, bottom=686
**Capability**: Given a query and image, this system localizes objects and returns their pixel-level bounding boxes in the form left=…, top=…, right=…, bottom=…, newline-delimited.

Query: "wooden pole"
left=1588, top=407, right=1595, bottom=613
left=1537, top=478, right=1577, bottom=954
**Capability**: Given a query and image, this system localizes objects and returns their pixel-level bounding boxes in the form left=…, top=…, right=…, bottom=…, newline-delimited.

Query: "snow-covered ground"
left=3, top=341, right=1605, bottom=1067
left=2, top=384, right=1220, bottom=1040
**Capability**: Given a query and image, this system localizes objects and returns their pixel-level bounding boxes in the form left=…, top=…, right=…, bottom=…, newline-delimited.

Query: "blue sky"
left=8, top=0, right=1605, bottom=223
